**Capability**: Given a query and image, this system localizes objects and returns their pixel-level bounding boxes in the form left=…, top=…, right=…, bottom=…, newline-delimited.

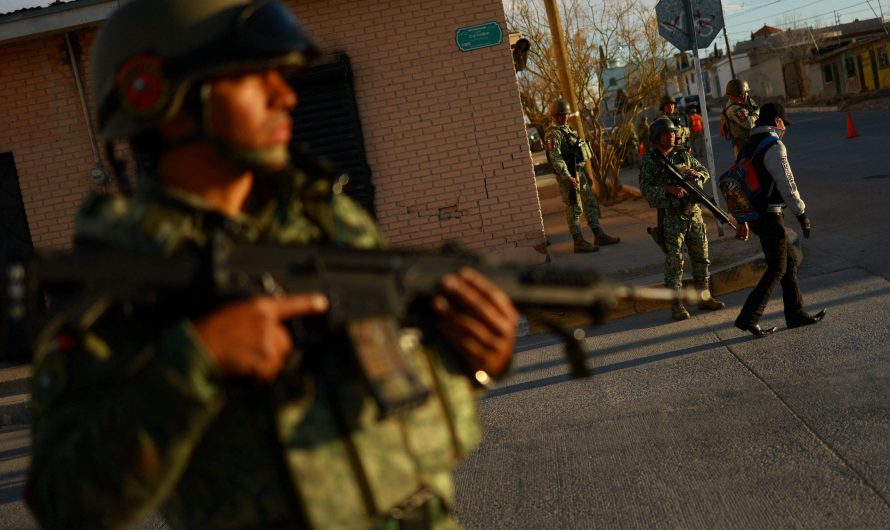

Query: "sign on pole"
left=655, top=0, right=724, bottom=51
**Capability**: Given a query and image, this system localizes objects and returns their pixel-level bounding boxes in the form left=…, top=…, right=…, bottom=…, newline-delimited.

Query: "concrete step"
left=0, top=364, right=32, bottom=428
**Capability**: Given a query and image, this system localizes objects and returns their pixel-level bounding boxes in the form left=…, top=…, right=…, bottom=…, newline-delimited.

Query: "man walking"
left=545, top=99, right=620, bottom=253
left=733, top=103, right=826, bottom=337
left=640, top=117, right=725, bottom=320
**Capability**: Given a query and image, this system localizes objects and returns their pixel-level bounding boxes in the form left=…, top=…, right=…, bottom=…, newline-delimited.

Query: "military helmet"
left=660, top=95, right=676, bottom=110
left=649, top=117, right=677, bottom=143
left=550, top=99, right=572, bottom=116
left=725, top=79, right=750, bottom=98
left=92, top=0, right=319, bottom=140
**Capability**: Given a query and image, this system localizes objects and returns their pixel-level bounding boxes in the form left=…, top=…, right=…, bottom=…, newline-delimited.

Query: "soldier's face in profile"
left=657, top=131, right=675, bottom=149
left=207, top=69, right=298, bottom=168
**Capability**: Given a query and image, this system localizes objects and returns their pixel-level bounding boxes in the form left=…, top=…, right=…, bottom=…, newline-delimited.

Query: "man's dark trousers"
left=736, top=212, right=805, bottom=327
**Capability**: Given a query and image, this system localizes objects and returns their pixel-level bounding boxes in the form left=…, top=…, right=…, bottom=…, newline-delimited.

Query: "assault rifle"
left=2, top=235, right=695, bottom=416
left=651, top=150, right=737, bottom=229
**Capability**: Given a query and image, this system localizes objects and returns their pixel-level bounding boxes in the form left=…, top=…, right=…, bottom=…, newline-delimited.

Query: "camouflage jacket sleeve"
left=685, top=151, right=709, bottom=186
left=27, top=311, right=226, bottom=530
left=726, top=103, right=757, bottom=129
left=639, top=154, right=682, bottom=209
left=545, top=128, right=572, bottom=180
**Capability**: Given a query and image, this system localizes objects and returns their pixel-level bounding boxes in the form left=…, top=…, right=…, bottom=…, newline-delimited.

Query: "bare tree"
left=506, top=0, right=669, bottom=200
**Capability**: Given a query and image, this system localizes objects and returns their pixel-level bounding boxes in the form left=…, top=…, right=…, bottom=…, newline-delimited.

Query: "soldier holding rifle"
left=640, top=117, right=726, bottom=321
left=25, top=1, right=519, bottom=529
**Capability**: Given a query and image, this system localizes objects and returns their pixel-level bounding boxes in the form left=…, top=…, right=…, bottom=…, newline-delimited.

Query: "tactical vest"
left=49, top=172, right=483, bottom=530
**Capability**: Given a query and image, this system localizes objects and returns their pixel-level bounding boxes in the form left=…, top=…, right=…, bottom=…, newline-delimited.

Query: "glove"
left=796, top=213, right=811, bottom=239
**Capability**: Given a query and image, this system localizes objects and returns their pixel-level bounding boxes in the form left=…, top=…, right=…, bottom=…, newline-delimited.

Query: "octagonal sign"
left=656, top=0, right=724, bottom=51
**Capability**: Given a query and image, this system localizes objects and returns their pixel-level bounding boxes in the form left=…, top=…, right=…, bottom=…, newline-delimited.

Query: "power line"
left=725, top=1, right=877, bottom=36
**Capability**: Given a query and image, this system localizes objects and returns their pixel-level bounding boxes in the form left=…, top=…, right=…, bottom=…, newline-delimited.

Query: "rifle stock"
left=2, top=235, right=697, bottom=415
left=652, top=150, right=737, bottom=229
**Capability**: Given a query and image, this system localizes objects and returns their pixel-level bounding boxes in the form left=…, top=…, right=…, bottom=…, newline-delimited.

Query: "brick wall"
left=0, top=31, right=103, bottom=249
left=1, top=0, right=545, bottom=259
left=293, top=0, right=545, bottom=259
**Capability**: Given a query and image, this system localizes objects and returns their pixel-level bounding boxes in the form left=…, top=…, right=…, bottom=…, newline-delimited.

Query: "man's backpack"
left=717, top=136, right=779, bottom=222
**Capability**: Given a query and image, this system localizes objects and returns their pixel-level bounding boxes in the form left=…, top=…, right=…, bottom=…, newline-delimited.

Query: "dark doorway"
left=0, top=153, right=34, bottom=360
left=289, top=54, right=375, bottom=216
left=0, top=153, right=33, bottom=258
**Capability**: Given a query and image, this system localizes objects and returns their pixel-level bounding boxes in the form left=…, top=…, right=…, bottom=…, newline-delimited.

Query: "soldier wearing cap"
left=25, top=1, right=518, bottom=529
left=733, top=102, right=826, bottom=338
left=639, top=117, right=725, bottom=321
left=720, top=79, right=759, bottom=157
left=544, top=99, right=620, bottom=253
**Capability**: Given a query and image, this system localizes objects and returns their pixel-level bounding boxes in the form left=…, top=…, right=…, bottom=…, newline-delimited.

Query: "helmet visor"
left=233, top=0, right=319, bottom=66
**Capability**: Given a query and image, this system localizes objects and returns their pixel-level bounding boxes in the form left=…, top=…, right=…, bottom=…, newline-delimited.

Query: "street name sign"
left=456, top=22, right=503, bottom=52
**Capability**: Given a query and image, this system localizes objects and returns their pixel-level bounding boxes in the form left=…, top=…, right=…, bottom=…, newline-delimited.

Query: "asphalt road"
left=0, top=111, right=886, bottom=529
left=454, top=110, right=890, bottom=528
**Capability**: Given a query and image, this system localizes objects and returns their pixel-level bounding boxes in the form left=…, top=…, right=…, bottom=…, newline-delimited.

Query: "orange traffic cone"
left=846, top=112, right=859, bottom=138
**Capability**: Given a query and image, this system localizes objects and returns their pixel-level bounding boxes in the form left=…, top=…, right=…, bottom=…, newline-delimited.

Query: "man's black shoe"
left=787, top=308, right=826, bottom=329
left=735, top=322, right=777, bottom=338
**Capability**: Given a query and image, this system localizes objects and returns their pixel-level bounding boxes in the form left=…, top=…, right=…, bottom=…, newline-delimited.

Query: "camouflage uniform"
left=721, top=100, right=759, bottom=157
left=639, top=150, right=712, bottom=291
left=545, top=124, right=602, bottom=236
left=27, top=171, right=480, bottom=530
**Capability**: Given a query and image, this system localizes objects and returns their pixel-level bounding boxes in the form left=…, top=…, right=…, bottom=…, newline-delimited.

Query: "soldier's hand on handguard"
left=433, top=268, right=518, bottom=377
left=667, top=184, right=688, bottom=198
left=567, top=176, right=580, bottom=190
left=194, top=294, right=329, bottom=383
left=735, top=222, right=750, bottom=241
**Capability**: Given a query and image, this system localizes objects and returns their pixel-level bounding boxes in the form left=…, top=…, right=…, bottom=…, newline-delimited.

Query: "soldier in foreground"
left=25, top=1, right=518, bottom=529
left=640, top=118, right=725, bottom=321
left=720, top=79, right=759, bottom=157
left=545, top=99, right=620, bottom=253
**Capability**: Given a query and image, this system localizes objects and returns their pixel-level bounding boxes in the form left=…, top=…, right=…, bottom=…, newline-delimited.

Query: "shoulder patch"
left=735, top=108, right=748, bottom=121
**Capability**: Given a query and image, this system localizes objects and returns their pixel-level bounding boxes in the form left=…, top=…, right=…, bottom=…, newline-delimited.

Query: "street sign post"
left=655, top=0, right=724, bottom=51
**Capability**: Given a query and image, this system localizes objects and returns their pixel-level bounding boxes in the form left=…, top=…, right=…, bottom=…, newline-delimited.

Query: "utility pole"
left=542, top=0, right=596, bottom=192
left=723, top=27, right=736, bottom=79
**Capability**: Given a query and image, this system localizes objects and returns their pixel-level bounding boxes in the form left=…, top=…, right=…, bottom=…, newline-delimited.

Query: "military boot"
left=696, top=284, right=725, bottom=310
left=671, top=300, right=691, bottom=321
left=593, top=227, right=620, bottom=246
left=573, top=236, right=599, bottom=253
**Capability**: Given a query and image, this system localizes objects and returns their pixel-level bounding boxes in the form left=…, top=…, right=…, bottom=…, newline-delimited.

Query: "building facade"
left=0, top=0, right=546, bottom=261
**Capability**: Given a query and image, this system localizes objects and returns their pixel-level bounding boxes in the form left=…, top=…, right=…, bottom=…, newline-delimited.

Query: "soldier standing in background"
left=657, top=96, right=690, bottom=152
left=640, top=117, right=725, bottom=321
left=720, top=79, right=759, bottom=157
left=25, top=1, right=519, bottom=529
left=545, top=99, right=620, bottom=253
